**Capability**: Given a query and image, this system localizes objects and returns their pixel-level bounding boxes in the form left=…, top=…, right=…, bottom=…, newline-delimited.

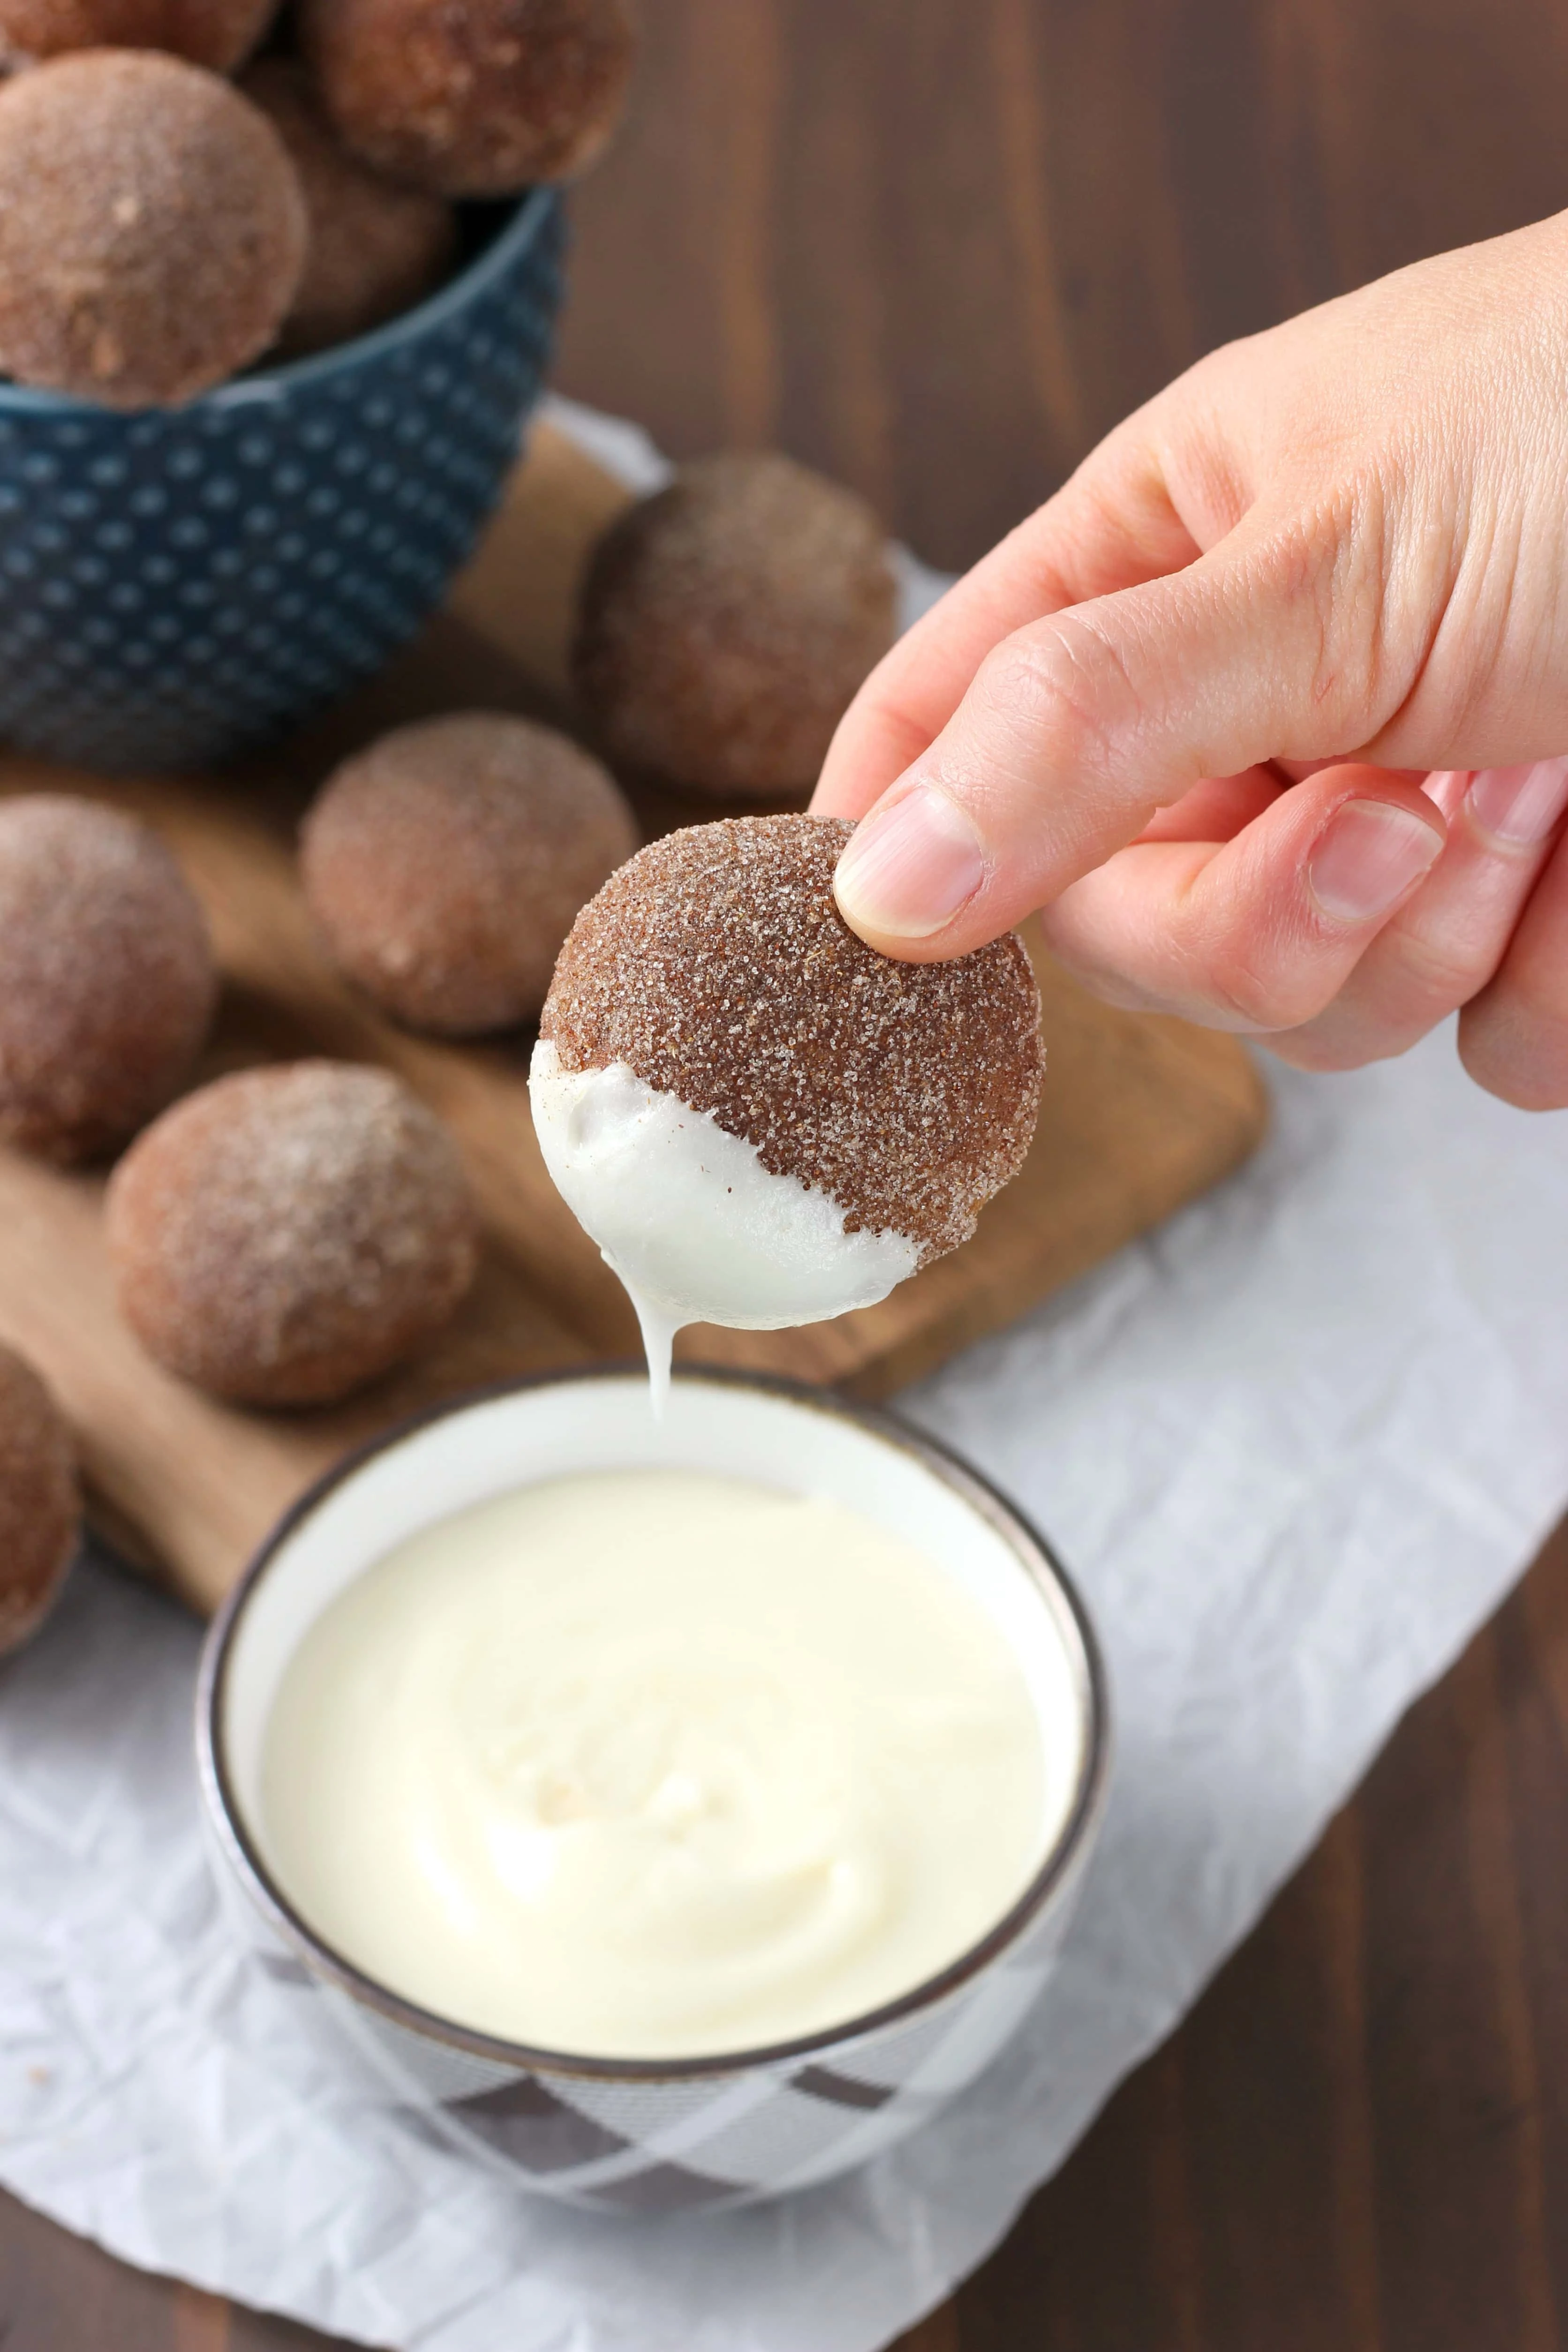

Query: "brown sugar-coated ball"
left=0, top=0, right=278, bottom=70
left=572, top=455, right=898, bottom=802
left=302, top=713, right=638, bottom=1035
left=243, top=58, right=457, bottom=359
left=298, top=0, right=634, bottom=196
left=0, top=1344, right=79, bottom=1658
left=0, top=796, right=217, bottom=1163
left=106, top=1062, right=480, bottom=1407
left=0, top=51, right=307, bottom=407
left=541, top=816, right=1044, bottom=1261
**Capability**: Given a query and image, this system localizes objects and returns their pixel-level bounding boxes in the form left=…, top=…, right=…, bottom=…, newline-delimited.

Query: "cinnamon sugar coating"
left=298, top=0, right=634, bottom=196
left=0, top=51, right=307, bottom=407
left=541, top=816, right=1043, bottom=1260
left=573, top=454, right=897, bottom=802
left=243, top=58, right=457, bottom=358
left=106, top=1062, right=479, bottom=1407
left=0, top=796, right=216, bottom=1163
left=0, top=1343, right=79, bottom=1658
left=301, top=712, right=637, bottom=1034
left=0, top=0, right=279, bottom=70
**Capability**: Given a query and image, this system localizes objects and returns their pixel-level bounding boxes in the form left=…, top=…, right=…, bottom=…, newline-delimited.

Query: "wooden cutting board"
left=0, top=421, right=1268, bottom=1616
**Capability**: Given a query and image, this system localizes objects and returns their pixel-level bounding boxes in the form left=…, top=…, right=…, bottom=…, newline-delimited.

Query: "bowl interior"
left=211, top=1369, right=1101, bottom=2051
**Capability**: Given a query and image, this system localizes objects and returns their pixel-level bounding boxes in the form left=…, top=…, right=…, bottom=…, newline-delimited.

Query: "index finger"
left=812, top=429, right=1200, bottom=820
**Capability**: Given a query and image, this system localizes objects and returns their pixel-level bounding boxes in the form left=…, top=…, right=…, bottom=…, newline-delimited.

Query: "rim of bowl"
left=197, top=1361, right=1112, bottom=2083
left=0, top=185, right=560, bottom=420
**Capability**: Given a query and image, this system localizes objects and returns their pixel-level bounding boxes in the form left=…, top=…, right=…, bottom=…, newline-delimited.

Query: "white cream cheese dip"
left=260, top=1469, right=1069, bottom=2060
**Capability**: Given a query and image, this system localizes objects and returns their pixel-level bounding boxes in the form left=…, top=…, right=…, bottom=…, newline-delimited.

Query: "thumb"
left=831, top=516, right=1388, bottom=959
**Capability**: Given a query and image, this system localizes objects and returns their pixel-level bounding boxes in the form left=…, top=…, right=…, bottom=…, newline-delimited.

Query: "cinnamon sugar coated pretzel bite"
left=0, top=1344, right=79, bottom=1659
left=0, top=0, right=279, bottom=70
left=0, top=50, right=307, bottom=406
left=532, top=815, right=1043, bottom=1349
left=242, top=58, right=457, bottom=357
left=298, top=0, right=635, bottom=196
left=301, top=713, right=638, bottom=1034
left=572, top=454, right=897, bottom=800
left=106, top=1063, right=479, bottom=1407
left=0, top=796, right=216, bottom=1162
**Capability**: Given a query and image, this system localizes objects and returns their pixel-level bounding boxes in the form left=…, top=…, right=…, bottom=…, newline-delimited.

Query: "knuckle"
left=1260, top=478, right=1394, bottom=748
left=1198, top=928, right=1332, bottom=1033
left=1459, top=983, right=1568, bottom=1110
left=976, top=613, right=1135, bottom=789
left=1388, top=924, right=1504, bottom=1014
left=1507, top=945, right=1568, bottom=1027
left=1457, top=1023, right=1568, bottom=1109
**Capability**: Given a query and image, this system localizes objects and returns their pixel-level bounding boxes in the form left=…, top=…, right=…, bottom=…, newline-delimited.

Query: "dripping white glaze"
left=528, top=1040, right=920, bottom=1411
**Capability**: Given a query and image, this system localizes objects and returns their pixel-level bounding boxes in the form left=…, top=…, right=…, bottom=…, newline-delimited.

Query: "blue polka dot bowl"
left=0, top=187, right=565, bottom=773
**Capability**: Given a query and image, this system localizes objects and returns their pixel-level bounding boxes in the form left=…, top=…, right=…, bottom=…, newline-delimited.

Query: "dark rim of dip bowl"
left=0, top=186, right=558, bottom=419
left=197, top=1362, right=1112, bottom=2084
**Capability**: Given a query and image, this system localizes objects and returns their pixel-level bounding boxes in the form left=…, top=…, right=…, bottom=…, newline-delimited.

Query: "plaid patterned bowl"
left=197, top=1367, right=1109, bottom=2212
left=0, top=188, right=563, bottom=773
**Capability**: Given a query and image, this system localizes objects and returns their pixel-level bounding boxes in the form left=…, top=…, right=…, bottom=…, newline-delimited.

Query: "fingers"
left=1133, top=766, right=1284, bottom=844
left=1036, top=764, right=1445, bottom=1032
left=1459, top=777, right=1568, bottom=1107
left=813, top=424, right=1203, bottom=824
left=1266, top=758, right=1568, bottom=1071
left=1037, top=756, right=1568, bottom=1072
left=830, top=502, right=1393, bottom=963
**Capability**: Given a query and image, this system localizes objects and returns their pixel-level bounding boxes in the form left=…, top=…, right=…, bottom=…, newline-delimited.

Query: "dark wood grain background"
left=8, top=0, right=1568, bottom=2344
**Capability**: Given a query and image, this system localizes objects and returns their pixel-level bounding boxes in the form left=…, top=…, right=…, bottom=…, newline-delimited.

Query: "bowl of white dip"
left=197, top=1365, right=1108, bottom=2210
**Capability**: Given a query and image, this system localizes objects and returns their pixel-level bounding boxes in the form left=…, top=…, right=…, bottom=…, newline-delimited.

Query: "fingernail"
left=834, top=785, right=987, bottom=939
left=1465, top=756, right=1568, bottom=845
left=1308, top=798, right=1444, bottom=922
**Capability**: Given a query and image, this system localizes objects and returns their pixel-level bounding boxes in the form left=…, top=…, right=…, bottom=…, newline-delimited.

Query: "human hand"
left=812, top=211, right=1568, bottom=1107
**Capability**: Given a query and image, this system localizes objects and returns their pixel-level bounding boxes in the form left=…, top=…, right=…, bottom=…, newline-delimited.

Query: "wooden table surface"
left=8, top=1, right=1568, bottom=2344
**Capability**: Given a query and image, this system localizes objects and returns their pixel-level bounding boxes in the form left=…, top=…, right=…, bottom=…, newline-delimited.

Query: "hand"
left=812, top=211, right=1568, bottom=1107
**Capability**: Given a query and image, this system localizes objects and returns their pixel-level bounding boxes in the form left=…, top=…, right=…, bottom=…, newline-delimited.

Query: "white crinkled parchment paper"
left=5, top=1024, right=1567, bottom=2352
left=2, top=403, right=1568, bottom=2351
